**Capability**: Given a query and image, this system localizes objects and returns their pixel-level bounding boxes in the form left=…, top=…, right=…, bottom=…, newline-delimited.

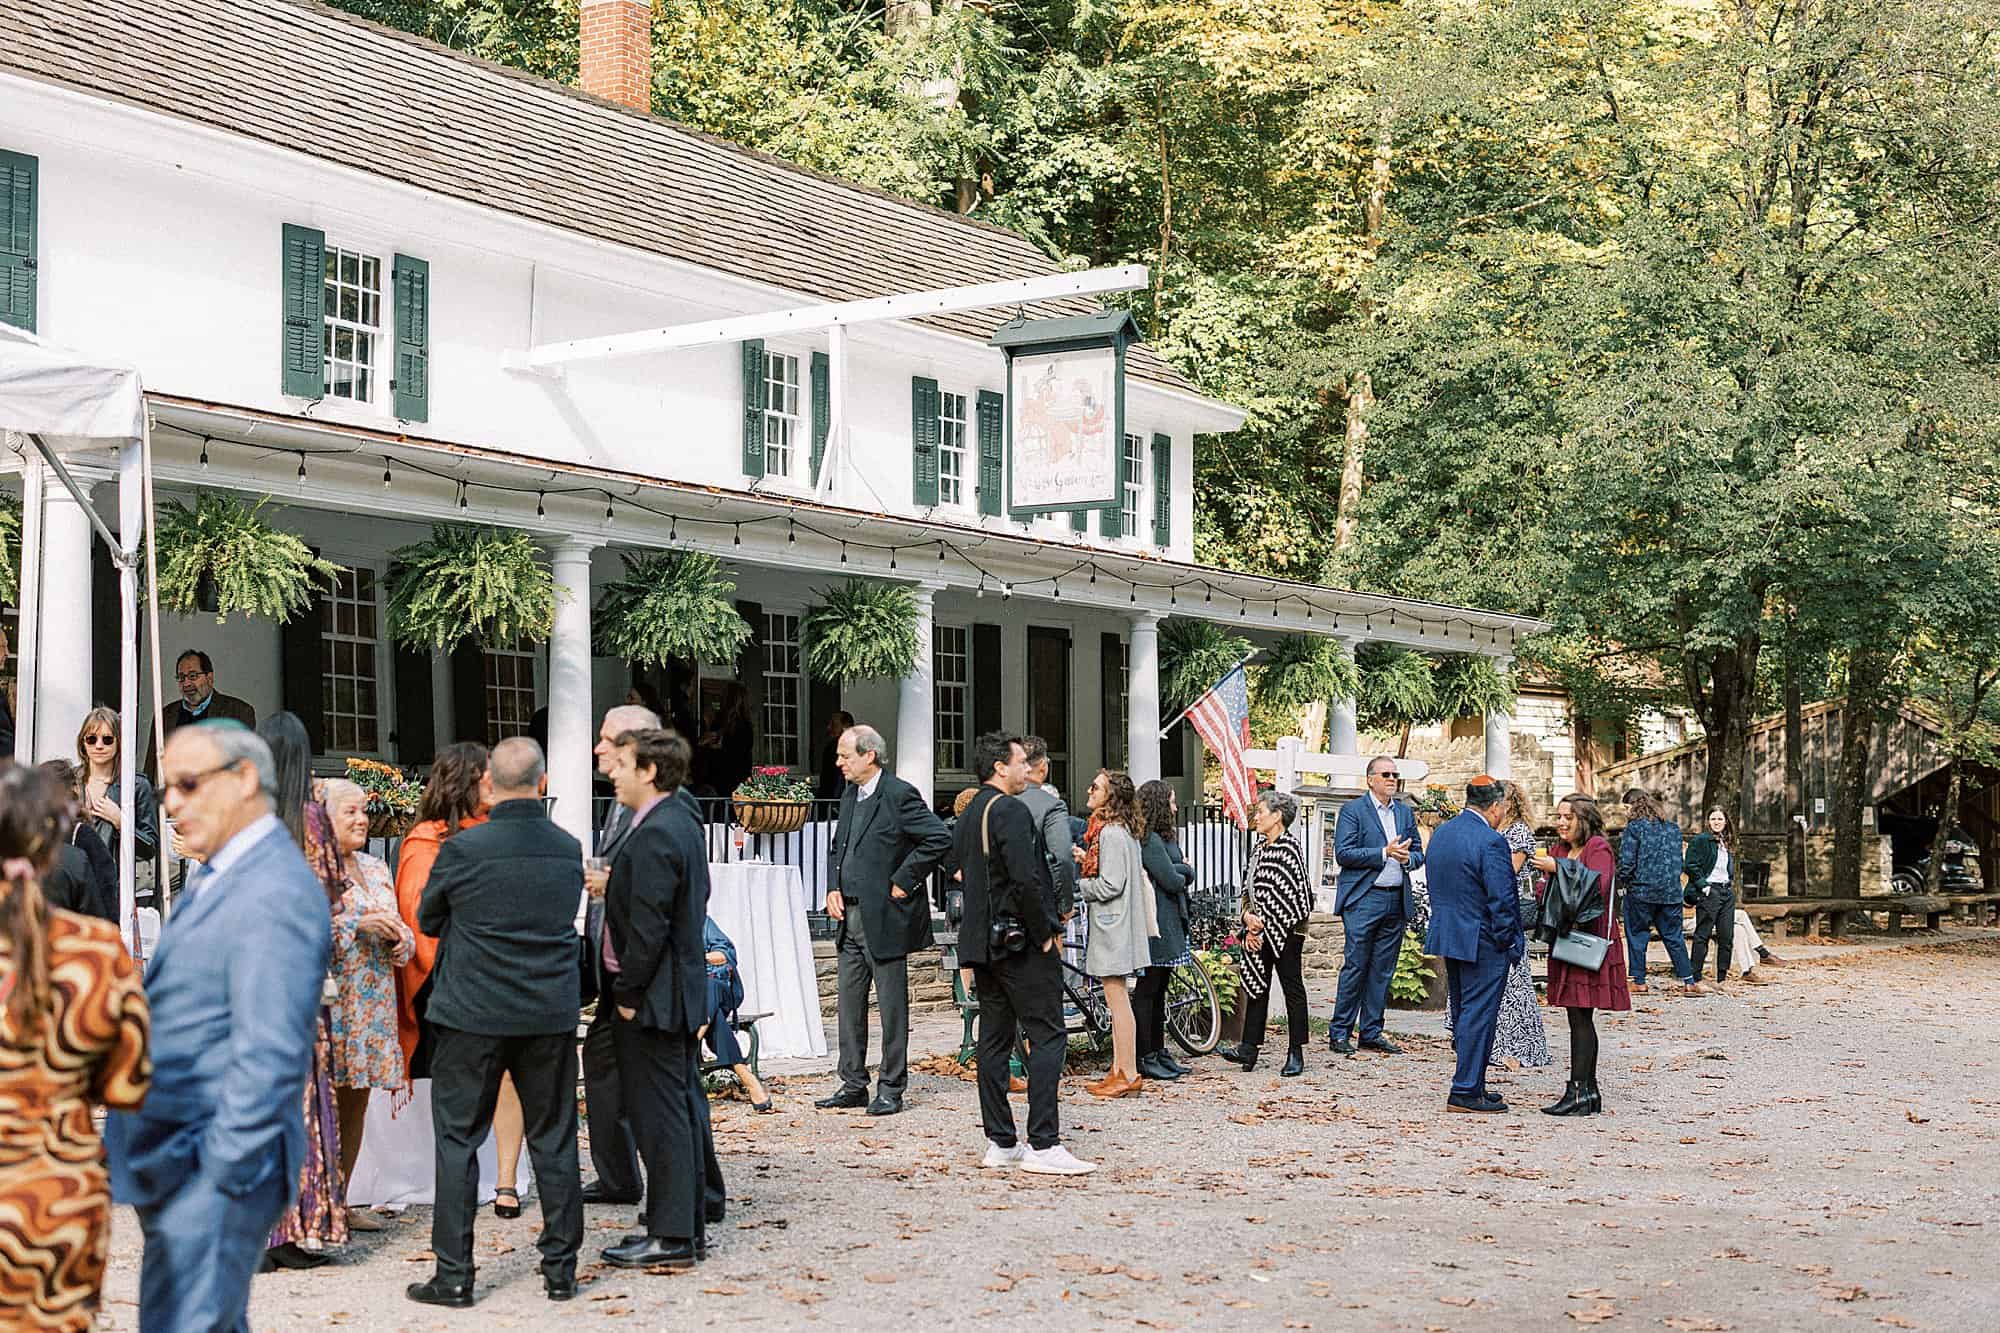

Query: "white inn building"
left=0, top=0, right=1538, bottom=847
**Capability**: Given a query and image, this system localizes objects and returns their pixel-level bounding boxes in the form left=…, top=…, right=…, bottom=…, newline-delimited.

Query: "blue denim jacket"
left=1618, top=818, right=1686, bottom=905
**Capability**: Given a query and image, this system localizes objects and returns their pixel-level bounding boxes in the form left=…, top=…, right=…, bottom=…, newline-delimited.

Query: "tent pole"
left=13, top=455, right=42, bottom=761
left=117, top=440, right=141, bottom=957
left=25, top=433, right=123, bottom=555
left=141, top=411, right=169, bottom=919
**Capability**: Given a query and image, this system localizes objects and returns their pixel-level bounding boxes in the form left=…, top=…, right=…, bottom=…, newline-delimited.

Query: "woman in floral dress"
left=320, top=779, right=414, bottom=1233
left=1446, top=782, right=1552, bottom=1070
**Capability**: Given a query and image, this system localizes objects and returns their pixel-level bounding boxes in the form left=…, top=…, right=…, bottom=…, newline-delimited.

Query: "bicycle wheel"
left=1166, top=957, right=1221, bottom=1056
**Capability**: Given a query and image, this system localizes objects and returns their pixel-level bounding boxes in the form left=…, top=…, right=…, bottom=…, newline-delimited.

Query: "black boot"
left=1540, top=1080, right=1585, bottom=1116
left=1579, top=1080, right=1603, bottom=1115
left=1279, top=1046, right=1305, bottom=1078
left=1218, top=1043, right=1259, bottom=1072
left=1164, top=1053, right=1192, bottom=1075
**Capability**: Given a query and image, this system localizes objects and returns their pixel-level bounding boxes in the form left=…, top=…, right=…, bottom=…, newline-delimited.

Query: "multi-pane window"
left=321, top=567, right=381, bottom=753
left=937, top=391, right=969, bottom=506
left=1121, top=432, right=1144, bottom=536
left=763, top=352, right=802, bottom=478
left=760, top=611, right=802, bottom=768
left=484, top=643, right=537, bottom=747
left=322, top=247, right=383, bottom=402
left=1102, top=633, right=1128, bottom=771
left=935, top=624, right=970, bottom=772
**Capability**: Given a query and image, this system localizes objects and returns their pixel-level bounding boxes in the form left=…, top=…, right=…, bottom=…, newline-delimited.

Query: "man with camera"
left=953, top=732, right=1095, bottom=1176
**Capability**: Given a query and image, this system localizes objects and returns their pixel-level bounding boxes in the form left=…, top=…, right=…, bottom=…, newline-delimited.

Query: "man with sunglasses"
left=106, top=721, right=331, bottom=1331
left=1330, top=756, right=1428, bottom=1056
left=143, top=649, right=258, bottom=780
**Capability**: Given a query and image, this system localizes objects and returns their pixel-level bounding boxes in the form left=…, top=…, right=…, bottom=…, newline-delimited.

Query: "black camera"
left=988, top=913, right=1028, bottom=956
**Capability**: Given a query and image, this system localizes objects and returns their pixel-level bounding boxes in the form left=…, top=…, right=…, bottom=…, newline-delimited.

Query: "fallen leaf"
left=1568, top=1304, right=1619, bottom=1324
left=863, top=1273, right=898, bottom=1284
left=1874, top=1318, right=1918, bottom=1329
left=1905, top=1109, right=1931, bottom=1125
left=701, top=1284, right=745, bottom=1296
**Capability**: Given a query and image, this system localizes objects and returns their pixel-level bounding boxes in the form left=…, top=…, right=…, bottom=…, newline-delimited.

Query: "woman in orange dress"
left=0, top=762, right=151, bottom=1331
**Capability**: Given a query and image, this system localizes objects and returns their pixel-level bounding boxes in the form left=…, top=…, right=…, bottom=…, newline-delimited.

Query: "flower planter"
left=733, top=799, right=811, bottom=836
left=1218, top=996, right=1245, bottom=1047
left=367, top=809, right=416, bottom=840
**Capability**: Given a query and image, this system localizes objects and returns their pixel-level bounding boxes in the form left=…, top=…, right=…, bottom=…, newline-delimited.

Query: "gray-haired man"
left=816, top=724, right=950, bottom=1116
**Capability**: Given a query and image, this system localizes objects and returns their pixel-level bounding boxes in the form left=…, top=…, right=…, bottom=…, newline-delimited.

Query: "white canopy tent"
left=0, top=322, right=165, bottom=956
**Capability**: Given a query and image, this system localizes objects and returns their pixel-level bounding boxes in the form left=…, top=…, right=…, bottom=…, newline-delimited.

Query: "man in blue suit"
left=1422, top=775, right=1526, bottom=1113
left=1330, top=757, right=1427, bottom=1055
left=106, top=721, right=330, bottom=1332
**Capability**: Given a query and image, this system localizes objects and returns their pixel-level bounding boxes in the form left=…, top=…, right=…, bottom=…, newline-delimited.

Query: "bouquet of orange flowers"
left=346, top=757, right=423, bottom=819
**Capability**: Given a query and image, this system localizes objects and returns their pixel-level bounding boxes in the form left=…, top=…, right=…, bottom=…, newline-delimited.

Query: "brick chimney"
left=579, top=0, right=652, bottom=113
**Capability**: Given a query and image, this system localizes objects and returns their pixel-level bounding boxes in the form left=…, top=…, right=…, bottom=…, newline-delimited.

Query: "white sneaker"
left=981, top=1141, right=1026, bottom=1169
left=1020, top=1143, right=1096, bottom=1176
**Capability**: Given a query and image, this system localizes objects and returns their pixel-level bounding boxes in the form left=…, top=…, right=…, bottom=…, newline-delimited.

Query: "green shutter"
left=912, top=375, right=941, bottom=507
left=281, top=224, right=326, bottom=399
left=1100, top=436, right=1126, bottom=538
left=741, top=339, right=767, bottom=478
left=975, top=389, right=1004, bottom=517
left=1071, top=508, right=1088, bottom=532
left=1152, top=432, right=1171, bottom=545
left=810, top=350, right=830, bottom=485
left=391, top=253, right=430, bottom=422
left=0, top=150, right=37, bottom=332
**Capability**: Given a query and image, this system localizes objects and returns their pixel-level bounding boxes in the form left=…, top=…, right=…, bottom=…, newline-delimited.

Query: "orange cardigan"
left=394, top=812, right=487, bottom=1077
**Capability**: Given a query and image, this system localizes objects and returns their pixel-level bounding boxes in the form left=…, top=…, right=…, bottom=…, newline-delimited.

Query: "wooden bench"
left=1745, top=895, right=1992, bottom=939
left=1944, top=893, right=2000, bottom=926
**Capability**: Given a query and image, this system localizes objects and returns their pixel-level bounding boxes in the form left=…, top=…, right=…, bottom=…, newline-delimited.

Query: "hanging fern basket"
left=594, top=550, right=751, bottom=666
left=801, top=579, right=922, bottom=683
left=386, top=524, right=559, bottom=653
left=154, top=492, right=340, bottom=623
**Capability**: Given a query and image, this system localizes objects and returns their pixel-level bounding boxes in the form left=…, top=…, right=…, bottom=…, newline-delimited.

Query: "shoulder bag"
left=1550, top=874, right=1618, bottom=972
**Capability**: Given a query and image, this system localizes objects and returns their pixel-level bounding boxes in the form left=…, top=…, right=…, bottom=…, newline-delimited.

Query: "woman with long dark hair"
left=75, top=704, right=158, bottom=910
left=1077, top=770, right=1157, bottom=1098
left=1531, top=793, right=1629, bottom=1115
left=1133, top=779, right=1194, bottom=1081
left=1683, top=807, right=1739, bottom=988
left=0, top=761, right=151, bottom=1328
left=256, top=711, right=348, bottom=1267
left=1617, top=787, right=1701, bottom=995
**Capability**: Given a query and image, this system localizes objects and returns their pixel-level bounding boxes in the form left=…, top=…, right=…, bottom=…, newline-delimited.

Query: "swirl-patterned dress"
left=0, top=909, right=151, bottom=1330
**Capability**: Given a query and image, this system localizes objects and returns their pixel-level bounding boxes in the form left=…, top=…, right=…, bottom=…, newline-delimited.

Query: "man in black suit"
left=580, top=703, right=660, bottom=1207
left=601, top=728, right=716, bottom=1271
left=410, top=738, right=584, bottom=1308
left=815, top=723, right=950, bottom=1117
left=955, top=732, right=1095, bottom=1176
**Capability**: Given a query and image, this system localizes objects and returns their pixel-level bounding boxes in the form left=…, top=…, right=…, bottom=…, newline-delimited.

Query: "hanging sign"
left=990, top=310, right=1137, bottom=517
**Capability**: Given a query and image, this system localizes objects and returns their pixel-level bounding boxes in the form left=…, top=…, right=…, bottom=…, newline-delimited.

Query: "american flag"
left=1185, top=664, right=1256, bottom=829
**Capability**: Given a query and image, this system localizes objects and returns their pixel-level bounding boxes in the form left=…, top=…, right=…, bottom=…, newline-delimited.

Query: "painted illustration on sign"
left=1008, top=346, right=1119, bottom=511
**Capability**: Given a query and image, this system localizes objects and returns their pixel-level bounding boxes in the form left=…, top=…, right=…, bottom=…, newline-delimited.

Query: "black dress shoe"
left=1329, top=1037, right=1356, bottom=1056
left=865, top=1095, right=904, bottom=1117
left=705, top=1202, right=726, bottom=1225
left=406, top=1276, right=475, bottom=1308
left=603, top=1236, right=698, bottom=1270
left=815, top=1087, right=870, bottom=1110
left=545, top=1277, right=577, bottom=1302
left=264, top=1243, right=330, bottom=1271
left=581, top=1183, right=641, bottom=1205
left=1360, top=1037, right=1403, bottom=1055
left=1446, top=1092, right=1507, bottom=1113
left=1279, top=1047, right=1305, bottom=1077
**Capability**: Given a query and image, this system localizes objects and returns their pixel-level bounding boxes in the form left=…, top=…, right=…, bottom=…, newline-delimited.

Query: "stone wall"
left=1735, top=832, right=1894, bottom=897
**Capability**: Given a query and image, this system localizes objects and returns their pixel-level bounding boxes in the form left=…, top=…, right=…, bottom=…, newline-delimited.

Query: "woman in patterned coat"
left=0, top=761, right=151, bottom=1330
left=1219, top=791, right=1314, bottom=1076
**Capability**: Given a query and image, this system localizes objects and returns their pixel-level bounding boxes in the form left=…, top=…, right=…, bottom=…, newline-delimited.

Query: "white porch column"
left=1328, top=636, right=1361, bottom=756
left=894, top=582, right=940, bottom=798
left=31, top=466, right=101, bottom=761
left=1483, top=655, right=1515, bottom=779
left=546, top=538, right=602, bottom=849
left=1127, top=611, right=1162, bottom=784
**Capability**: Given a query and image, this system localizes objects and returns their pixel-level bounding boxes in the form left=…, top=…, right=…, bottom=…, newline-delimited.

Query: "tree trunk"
left=1574, top=711, right=1595, bottom=794
left=1783, top=644, right=1805, bottom=898
left=1926, top=759, right=1964, bottom=895
left=1333, top=372, right=1371, bottom=552
left=1828, top=649, right=1892, bottom=899
left=1694, top=633, right=1762, bottom=821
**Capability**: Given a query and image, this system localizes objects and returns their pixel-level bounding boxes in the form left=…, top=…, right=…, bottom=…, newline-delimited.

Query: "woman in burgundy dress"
left=1530, top=792, right=1629, bottom=1116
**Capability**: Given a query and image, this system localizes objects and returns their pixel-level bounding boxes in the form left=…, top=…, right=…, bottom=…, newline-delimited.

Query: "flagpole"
left=1157, top=655, right=1255, bottom=738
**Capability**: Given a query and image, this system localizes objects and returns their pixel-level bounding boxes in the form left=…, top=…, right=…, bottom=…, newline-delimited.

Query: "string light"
left=1089, top=566, right=1097, bottom=587
left=938, top=543, right=946, bottom=563
left=1238, top=597, right=1247, bottom=618
left=605, top=497, right=615, bottom=523
left=1169, top=586, right=1177, bottom=606
left=889, top=548, right=898, bottom=570
left=381, top=462, right=392, bottom=488
left=840, top=542, right=849, bottom=565
left=733, top=524, right=742, bottom=546
left=199, top=439, right=210, bottom=470
left=1053, top=579, right=1062, bottom=600
left=1130, top=586, right=1137, bottom=604
left=976, top=575, right=986, bottom=597
left=458, top=482, right=469, bottom=510
left=536, top=492, right=546, bottom=519
left=1204, top=584, right=1212, bottom=604
left=788, top=519, right=795, bottom=544
left=296, top=452, right=307, bottom=481
left=1273, top=602, right=1280, bottom=618
left=670, top=517, right=678, bottom=542
left=1002, top=583, right=1012, bottom=601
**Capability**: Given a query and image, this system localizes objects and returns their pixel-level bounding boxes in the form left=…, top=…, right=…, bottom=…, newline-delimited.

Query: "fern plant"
left=1389, top=928, right=1433, bottom=1004
left=155, top=492, right=339, bottom=623
left=386, top=524, right=559, bottom=652
left=1254, top=633, right=1360, bottom=713
left=594, top=550, right=751, bottom=666
left=1356, top=642, right=1441, bottom=734
left=1434, top=653, right=1519, bottom=720
left=1158, top=617, right=1252, bottom=711
left=802, top=579, right=921, bottom=682
left=0, top=492, right=18, bottom=604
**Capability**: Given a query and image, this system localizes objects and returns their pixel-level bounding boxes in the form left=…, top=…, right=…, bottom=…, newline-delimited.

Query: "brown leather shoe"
left=1111, top=1073, right=1145, bottom=1098
left=1084, top=1073, right=1127, bottom=1098
left=1008, top=1076, right=1028, bottom=1094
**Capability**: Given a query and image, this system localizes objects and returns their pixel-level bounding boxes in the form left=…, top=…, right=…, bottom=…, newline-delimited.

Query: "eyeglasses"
left=175, top=670, right=210, bottom=684
left=82, top=734, right=116, bottom=747
left=1373, top=771, right=1400, bottom=781
left=162, top=760, right=244, bottom=798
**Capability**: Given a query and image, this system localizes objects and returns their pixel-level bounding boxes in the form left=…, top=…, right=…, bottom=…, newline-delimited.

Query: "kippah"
left=1466, top=774, right=1504, bottom=802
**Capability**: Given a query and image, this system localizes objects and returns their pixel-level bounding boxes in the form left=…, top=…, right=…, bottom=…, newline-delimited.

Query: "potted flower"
left=1410, top=783, right=1458, bottom=831
left=733, top=766, right=815, bottom=836
left=1201, top=935, right=1248, bottom=1044
left=346, top=758, right=424, bottom=838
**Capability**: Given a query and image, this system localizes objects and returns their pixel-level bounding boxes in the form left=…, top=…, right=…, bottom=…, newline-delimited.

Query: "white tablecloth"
left=345, top=1081, right=502, bottom=1209
left=706, top=861, right=828, bottom=1060
left=705, top=819, right=838, bottom=908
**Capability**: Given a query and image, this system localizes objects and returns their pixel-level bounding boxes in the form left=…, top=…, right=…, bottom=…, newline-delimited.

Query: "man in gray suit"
left=815, top=724, right=950, bottom=1116
left=1015, top=736, right=1078, bottom=923
left=106, top=722, right=329, bottom=1333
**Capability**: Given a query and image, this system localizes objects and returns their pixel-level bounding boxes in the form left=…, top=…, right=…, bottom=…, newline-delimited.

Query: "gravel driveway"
left=93, top=930, right=2000, bottom=1331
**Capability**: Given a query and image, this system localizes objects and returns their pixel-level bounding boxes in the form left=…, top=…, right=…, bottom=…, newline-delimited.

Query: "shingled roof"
left=0, top=0, right=1198, bottom=393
